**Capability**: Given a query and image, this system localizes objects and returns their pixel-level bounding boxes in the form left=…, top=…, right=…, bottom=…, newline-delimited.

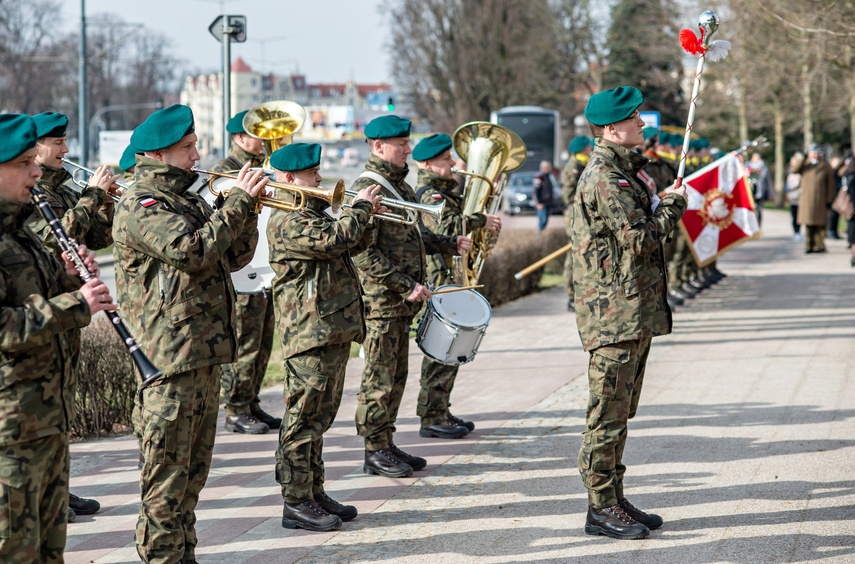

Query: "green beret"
left=269, top=142, right=321, bottom=172
left=642, top=127, right=659, bottom=141
left=697, top=138, right=709, bottom=149
left=119, top=143, right=139, bottom=172
left=673, top=134, right=685, bottom=147
left=32, top=112, right=69, bottom=139
left=412, top=133, right=452, bottom=161
left=568, top=136, right=590, bottom=154
left=364, top=115, right=411, bottom=139
left=584, top=87, right=643, bottom=127
left=226, top=110, right=249, bottom=134
left=131, top=104, right=195, bottom=152
left=0, top=114, right=38, bottom=164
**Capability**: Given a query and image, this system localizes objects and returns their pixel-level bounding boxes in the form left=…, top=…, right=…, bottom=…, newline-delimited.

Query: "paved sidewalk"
left=65, top=210, right=855, bottom=563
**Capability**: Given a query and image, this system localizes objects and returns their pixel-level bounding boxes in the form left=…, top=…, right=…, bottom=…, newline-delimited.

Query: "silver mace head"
left=699, top=10, right=719, bottom=47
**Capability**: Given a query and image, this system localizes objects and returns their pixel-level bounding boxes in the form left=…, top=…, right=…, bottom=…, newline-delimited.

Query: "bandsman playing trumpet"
left=26, top=111, right=120, bottom=521
left=112, top=104, right=268, bottom=563
left=413, top=133, right=500, bottom=439
left=0, top=113, right=116, bottom=562
left=352, top=115, right=471, bottom=478
left=213, top=110, right=281, bottom=435
left=119, top=142, right=139, bottom=185
left=267, top=143, right=382, bottom=532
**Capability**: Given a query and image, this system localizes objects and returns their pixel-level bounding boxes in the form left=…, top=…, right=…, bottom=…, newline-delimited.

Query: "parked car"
left=501, top=171, right=565, bottom=215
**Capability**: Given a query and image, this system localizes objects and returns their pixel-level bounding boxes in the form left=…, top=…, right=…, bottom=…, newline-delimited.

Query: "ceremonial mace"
left=674, top=10, right=732, bottom=189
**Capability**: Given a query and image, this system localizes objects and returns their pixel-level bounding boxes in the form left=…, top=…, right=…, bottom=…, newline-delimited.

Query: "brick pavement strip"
left=65, top=210, right=855, bottom=563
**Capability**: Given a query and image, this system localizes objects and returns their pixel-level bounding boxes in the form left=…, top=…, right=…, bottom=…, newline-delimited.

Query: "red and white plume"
left=680, top=26, right=732, bottom=62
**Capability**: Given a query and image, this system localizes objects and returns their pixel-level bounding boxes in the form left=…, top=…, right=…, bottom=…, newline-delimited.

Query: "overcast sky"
left=61, top=0, right=391, bottom=84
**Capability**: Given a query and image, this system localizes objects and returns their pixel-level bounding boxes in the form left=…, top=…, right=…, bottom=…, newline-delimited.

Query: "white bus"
left=490, top=106, right=561, bottom=173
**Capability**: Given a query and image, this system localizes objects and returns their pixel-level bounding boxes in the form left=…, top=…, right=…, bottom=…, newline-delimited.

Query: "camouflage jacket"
left=112, top=156, right=259, bottom=376
left=416, top=169, right=485, bottom=286
left=268, top=198, right=375, bottom=358
left=26, top=165, right=114, bottom=256
left=0, top=200, right=91, bottom=446
left=351, top=154, right=457, bottom=320
left=211, top=143, right=265, bottom=173
left=561, top=153, right=589, bottom=207
left=642, top=150, right=677, bottom=195
left=570, top=138, right=687, bottom=351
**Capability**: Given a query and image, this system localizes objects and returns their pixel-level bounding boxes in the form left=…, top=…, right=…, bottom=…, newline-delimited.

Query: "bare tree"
left=388, top=0, right=566, bottom=133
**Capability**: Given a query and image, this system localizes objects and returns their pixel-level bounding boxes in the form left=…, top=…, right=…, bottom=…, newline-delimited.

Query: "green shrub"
left=477, top=226, right=567, bottom=307
left=73, top=316, right=137, bottom=439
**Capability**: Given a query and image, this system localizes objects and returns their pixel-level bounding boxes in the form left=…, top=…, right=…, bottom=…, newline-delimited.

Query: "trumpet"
left=343, top=189, right=444, bottom=225
left=194, top=167, right=345, bottom=212
left=61, top=158, right=130, bottom=202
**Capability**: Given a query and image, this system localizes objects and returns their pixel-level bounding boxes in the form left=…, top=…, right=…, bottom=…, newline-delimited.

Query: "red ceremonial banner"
left=678, top=153, right=761, bottom=266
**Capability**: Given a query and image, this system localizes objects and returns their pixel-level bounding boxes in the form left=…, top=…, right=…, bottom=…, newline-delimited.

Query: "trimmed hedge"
left=477, top=226, right=566, bottom=307
left=73, top=316, right=137, bottom=438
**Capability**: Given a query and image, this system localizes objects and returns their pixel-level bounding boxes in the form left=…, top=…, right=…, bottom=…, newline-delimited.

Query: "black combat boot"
left=389, top=444, right=427, bottom=471
left=69, top=493, right=100, bottom=515
left=363, top=448, right=413, bottom=478
left=281, top=500, right=342, bottom=532
left=224, top=413, right=269, bottom=434
left=618, top=497, right=663, bottom=530
left=585, top=505, right=650, bottom=539
left=314, top=492, right=358, bottom=522
left=419, top=419, right=468, bottom=439
left=66, top=507, right=76, bottom=523
left=250, top=404, right=282, bottom=430
left=449, top=414, right=475, bottom=432
left=679, top=282, right=698, bottom=298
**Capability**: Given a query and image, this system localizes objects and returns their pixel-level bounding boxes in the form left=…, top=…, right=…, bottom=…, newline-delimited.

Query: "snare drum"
left=197, top=173, right=276, bottom=293
left=416, top=285, right=492, bottom=365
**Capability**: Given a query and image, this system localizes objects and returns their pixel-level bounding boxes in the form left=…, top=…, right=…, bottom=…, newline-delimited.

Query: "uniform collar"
left=365, top=152, right=409, bottom=184
left=594, top=138, right=649, bottom=174
left=228, top=143, right=264, bottom=168
left=0, top=200, right=34, bottom=234
left=133, top=155, right=199, bottom=195
left=38, top=164, right=72, bottom=189
left=417, top=169, right=457, bottom=192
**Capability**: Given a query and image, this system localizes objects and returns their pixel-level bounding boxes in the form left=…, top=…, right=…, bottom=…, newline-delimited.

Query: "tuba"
left=451, top=121, right=526, bottom=286
left=242, top=100, right=307, bottom=166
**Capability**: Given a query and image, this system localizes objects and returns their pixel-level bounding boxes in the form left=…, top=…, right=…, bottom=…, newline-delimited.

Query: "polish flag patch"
left=139, top=198, right=158, bottom=208
left=617, top=179, right=630, bottom=187
left=432, top=194, right=443, bottom=200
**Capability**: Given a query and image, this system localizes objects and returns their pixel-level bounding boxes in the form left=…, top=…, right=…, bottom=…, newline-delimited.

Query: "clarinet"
left=30, top=187, right=163, bottom=389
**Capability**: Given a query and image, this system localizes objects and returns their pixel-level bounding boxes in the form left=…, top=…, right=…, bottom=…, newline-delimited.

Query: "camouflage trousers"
left=669, top=229, right=699, bottom=287
left=356, top=317, right=412, bottom=451
left=136, top=367, right=220, bottom=564
left=417, top=357, right=459, bottom=426
left=563, top=210, right=574, bottom=296
left=221, top=292, right=275, bottom=416
left=0, top=434, right=69, bottom=564
left=578, top=337, right=651, bottom=509
left=275, top=343, right=349, bottom=504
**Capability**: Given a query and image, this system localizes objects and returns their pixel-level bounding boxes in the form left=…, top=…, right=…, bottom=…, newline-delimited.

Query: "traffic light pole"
left=222, top=31, right=231, bottom=156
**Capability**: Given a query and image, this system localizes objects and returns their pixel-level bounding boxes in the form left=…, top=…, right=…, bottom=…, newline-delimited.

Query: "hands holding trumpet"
left=352, top=184, right=391, bottom=216
left=88, top=165, right=123, bottom=200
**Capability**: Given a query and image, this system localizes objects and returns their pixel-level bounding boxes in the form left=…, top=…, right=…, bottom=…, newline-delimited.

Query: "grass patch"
left=540, top=272, right=564, bottom=288
left=262, top=333, right=364, bottom=389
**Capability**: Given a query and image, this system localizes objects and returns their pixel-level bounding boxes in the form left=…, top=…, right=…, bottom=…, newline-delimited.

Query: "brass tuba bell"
left=242, top=100, right=307, bottom=164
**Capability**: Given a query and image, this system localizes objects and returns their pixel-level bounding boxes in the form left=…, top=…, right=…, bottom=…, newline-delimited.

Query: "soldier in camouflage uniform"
left=570, top=88, right=687, bottom=540
left=112, top=105, right=267, bottom=564
left=26, top=112, right=120, bottom=521
left=351, top=116, right=470, bottom=478
left=120, top=142, right=139, bottom=186
left=267, top=143, right=381, bottom=531
left=212, top=111, right=281, bottom=435
left=561, top=136, right=592, bottom=311
left=413, top=133, right=500, bottom=439
left=0, top=113, right=116, bottom=563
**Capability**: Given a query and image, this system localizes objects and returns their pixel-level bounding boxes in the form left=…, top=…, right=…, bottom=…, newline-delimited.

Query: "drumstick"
left=431, top=284, right=484, bottom=295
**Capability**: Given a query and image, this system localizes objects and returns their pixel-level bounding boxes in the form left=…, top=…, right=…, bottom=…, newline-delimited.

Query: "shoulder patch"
left=140, top=197, right=158, bottom=208
left=617, top=179, right=630, bottom=187
left=432, top=194, right=443, bottom=200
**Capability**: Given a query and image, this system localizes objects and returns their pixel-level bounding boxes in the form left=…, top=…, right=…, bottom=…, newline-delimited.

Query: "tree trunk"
left=801, top=31, right=813, bottom=147
left=737, top=83, right=748, bottom=144
left=774, top=101, right=785, bottom=207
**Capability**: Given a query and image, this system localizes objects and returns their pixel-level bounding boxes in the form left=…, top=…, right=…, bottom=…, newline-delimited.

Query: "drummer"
left=266, top=143, right=383, bottom=532
left=413, top=133, right=501, bottom=439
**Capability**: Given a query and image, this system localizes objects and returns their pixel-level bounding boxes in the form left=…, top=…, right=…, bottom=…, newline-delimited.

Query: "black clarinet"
left=30, top=187, right=163, bottom=389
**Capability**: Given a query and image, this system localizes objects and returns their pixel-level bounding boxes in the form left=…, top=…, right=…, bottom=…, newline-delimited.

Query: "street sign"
left=208, top=15, right=247, bottom=43
left=640, top=111, right=660, bottom=129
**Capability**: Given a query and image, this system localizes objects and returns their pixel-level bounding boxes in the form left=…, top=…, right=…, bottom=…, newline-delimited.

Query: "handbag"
left=831, top=187, right=855, bottom=220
